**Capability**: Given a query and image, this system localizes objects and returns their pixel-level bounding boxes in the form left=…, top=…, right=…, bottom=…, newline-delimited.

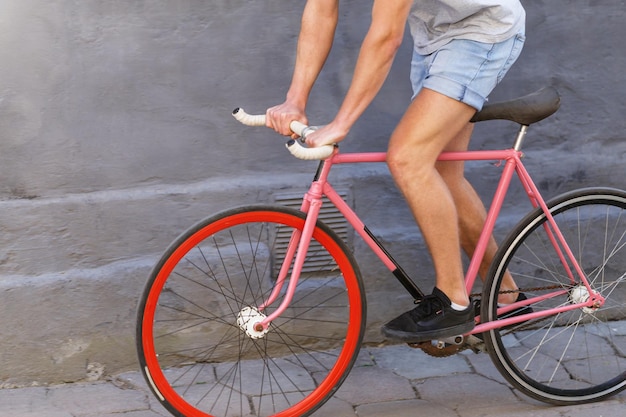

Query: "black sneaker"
left=381, top=287, right=475, bottom=343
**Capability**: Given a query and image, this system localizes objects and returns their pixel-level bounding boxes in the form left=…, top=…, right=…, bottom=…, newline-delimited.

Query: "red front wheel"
left=136, top=205, right=366, bottom=417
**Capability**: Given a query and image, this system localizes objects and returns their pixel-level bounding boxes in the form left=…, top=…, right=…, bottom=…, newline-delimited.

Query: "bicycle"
left=136, top=86, right=626, bottom=417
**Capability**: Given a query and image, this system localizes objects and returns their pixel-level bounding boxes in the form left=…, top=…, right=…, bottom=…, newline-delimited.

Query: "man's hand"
left=303, top=122, right=348, bottom=148
left=266, top=101, right=308, bottom=138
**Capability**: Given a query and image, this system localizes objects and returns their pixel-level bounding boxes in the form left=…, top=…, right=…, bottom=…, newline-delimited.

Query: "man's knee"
left=386, top=144, right=427, bottom=182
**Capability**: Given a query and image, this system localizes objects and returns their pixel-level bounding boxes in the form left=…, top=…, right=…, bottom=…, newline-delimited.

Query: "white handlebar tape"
left=232, top=108, right=335, bottom=160
left=232, top=107, right=265, bottom=126
left=285, top=140, right=335, bottom=160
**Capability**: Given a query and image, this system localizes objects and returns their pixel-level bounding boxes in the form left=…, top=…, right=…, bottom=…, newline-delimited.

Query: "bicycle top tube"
left=325, top=148, right=522, bottom=166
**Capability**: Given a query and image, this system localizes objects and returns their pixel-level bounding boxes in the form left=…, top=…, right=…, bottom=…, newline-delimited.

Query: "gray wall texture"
left=0, top=0, right=624, bottom=385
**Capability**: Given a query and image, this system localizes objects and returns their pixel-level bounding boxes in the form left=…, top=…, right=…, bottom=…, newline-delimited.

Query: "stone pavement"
left=1, top=343, right=624, bottom=417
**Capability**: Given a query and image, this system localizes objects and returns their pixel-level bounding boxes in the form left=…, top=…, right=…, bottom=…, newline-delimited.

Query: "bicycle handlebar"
left=232, top=108, right=335, bottom=160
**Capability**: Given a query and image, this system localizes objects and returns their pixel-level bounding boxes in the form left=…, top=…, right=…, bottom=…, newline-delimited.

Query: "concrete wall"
left=0, top=0, right=624, bottom=385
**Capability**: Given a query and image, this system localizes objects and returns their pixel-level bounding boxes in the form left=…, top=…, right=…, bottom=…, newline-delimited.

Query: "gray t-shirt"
left=408, top=0, right=525, bottom=55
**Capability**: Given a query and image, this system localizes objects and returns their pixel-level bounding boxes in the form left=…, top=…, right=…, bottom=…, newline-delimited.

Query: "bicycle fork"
left=237, top=178, right=326, bottom=338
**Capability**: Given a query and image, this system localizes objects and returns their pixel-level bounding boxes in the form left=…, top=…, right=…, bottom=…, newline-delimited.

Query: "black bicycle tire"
left=482, top=187, right=626, bottom=404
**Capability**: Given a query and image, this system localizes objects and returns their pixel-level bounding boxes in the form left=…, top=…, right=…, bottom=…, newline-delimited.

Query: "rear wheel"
left=483, top=188, right=626, bottom=404
left=136, top=205, right=366, bottom=416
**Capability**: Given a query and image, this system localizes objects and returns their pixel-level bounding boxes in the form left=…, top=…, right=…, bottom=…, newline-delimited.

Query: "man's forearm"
left=332, top=0, right=411, bottom=133
left=286, top=0, right=339, bottom=109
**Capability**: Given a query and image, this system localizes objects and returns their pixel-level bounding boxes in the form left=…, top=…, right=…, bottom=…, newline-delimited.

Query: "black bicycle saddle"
left=471, top=86, right=561, bottom=125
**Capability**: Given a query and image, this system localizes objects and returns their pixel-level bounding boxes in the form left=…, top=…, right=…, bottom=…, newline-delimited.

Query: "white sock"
left=450, top=301, right=469, bottom=311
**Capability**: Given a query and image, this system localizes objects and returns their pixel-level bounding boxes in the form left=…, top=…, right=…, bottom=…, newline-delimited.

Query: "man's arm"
left=266, top=0, right=339, bottom=136
left=307, top=0, right=412, bottom=147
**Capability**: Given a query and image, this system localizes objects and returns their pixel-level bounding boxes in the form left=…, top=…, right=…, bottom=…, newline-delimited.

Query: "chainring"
left=409, top=341, right=463, bottom=358
left=409, top=339, right=468, bottom=357
left=409, top=333, right=488, bottom=357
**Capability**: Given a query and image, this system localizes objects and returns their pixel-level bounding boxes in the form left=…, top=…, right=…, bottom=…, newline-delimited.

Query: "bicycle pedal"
left=437, top=335, right=464, bottom=347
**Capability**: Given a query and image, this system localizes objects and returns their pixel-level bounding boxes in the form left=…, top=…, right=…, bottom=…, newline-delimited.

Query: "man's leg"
left=386, top=88, right=476, bottom=307
left=382, top=88, right=480, bottom=342
left=436, top=124, right=519, bottom=304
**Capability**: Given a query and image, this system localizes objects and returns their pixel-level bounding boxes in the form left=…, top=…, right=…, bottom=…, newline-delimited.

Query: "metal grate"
left=272, top=190, right=351, bottom=277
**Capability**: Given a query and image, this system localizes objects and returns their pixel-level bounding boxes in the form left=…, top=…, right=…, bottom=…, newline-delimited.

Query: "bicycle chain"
left=469, top=284, right=566, bottom=299
left=414, top=285, right=567, bottom=358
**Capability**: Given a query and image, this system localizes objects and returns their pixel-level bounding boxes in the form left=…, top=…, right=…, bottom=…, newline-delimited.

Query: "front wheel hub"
left=237, top=306, right=270, bottom=339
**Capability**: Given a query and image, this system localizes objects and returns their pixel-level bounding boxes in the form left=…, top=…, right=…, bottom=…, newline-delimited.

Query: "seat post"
left=513, top=125, right=529, bottom=151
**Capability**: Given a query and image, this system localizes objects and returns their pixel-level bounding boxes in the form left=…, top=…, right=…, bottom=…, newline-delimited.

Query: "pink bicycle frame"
left=255, top=145, right=603, bottom=334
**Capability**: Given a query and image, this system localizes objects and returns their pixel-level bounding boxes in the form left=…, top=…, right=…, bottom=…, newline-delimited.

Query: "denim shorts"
left=410, top=32, right=525, bottom=110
